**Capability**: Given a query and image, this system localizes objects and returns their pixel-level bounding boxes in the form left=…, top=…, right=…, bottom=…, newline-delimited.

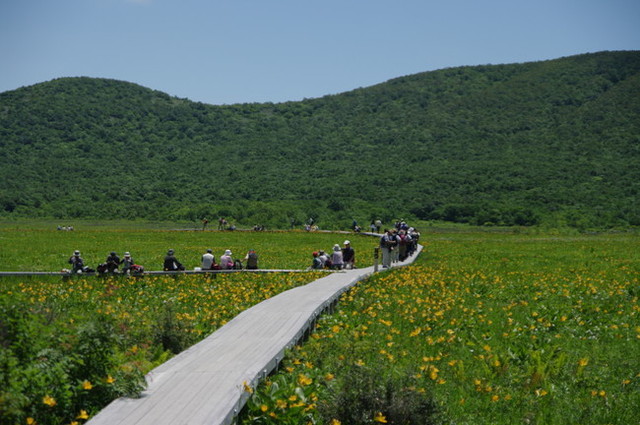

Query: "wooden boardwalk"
left=87, top=245, right=423, bottom=425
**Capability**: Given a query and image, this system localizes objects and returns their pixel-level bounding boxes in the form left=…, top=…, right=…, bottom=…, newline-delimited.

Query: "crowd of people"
left=64, top=247, right=260, bottom=275
left=309, top=240, right=356, bottom=270
left=378, top=220, right=420, bottom=268
left=63, top=220, right=419, bottom=275
left=67, top=250, right=144, bottom=275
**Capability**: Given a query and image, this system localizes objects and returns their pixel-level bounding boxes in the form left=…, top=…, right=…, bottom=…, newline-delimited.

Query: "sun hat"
left=225, top=249, right=232, bottom=255
left=124, top=252, right=131, bottom=257
left=74, top=250, right=80, bottom=256
left=344, top=240, right=350, bottom=245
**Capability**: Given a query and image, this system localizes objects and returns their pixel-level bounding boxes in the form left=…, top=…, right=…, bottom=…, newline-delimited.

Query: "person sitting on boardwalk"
left=105, top=251, right=120, bottom=273
left=164, top=249, right=185, bottom=271
left=219, top=250, right=234, bottom=270
left=201, top=249, right=215, bottom=270
left=342, top=240, right=355, bottom=269
left=68, top=250, right=84, bottom=273
left=331, top=244, right=344, bottom=270
left=244, top=249, right=259, bottom=270
left=318, top=250, right=330, bottom=269
left=121, top=252, right=135, bottom=274
left=309, top=251, right=323, bottom=270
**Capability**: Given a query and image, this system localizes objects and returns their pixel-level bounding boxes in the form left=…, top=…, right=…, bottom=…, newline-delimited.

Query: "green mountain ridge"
left=1, top=51, right=639, bottom=229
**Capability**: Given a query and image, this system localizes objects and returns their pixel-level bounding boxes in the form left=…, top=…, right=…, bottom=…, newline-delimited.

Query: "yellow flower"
left=429, top=367, right=439, bottom=381
left=82, top=380, right=93, bottom=390
left=106, top=375, right=116, bottom=384
left=43, top=395, right=57, bottom=407
left=578, top=358, right=589, bottom=367
left=374, top=412, right=388, bottom=423
left=535, top=388, right=548, bottom=397
left=242, top=381, right=253, bottom=394
left=77, top=410, right=89, bottom=420
left=491, top=395, right=500, bottom=402
left=26, top=418, right=36, bottom=425
left=297, top=374, right=313, bottom=386
left=325, top=373, right=335, bottom=381
left=330, top=420, right=342, bottom=425
left=260, top=404, right=268, bottom=412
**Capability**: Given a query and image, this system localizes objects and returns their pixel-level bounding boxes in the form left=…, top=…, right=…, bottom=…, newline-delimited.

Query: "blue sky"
left=1, top=0, right=639, bottom=105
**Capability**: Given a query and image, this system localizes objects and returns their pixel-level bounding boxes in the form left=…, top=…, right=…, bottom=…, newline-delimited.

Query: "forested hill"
left=1, top=51, right=639, bottom=229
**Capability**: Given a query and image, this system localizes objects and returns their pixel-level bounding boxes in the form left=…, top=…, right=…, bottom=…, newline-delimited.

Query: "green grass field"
left=1, top=223, right=638, bottom=424
left=0, top=220, right=378, bottom=271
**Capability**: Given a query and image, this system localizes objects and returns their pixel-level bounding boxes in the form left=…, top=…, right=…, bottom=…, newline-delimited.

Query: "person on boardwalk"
left=342, top=240, right=355, bottom=269
left=380, top=229, right=397, bottom=268
left=201, top=249, right=215, bottom=270
left=105, top=251, right=120, bottom=273
left=309, top=251, right=323, bottom=270
left=121, top=252, right=135, bottom=274
left=398, top=230, right=412, bottom=261
left=318, top=250, right=330, bottom=269
left=331, top=244, right=344, bottom=270
left=244, top=249, right=259, bottom=270
left=68, top=250, right=84, bottom=273
left=219, top=250, right=234, bottom=270
left=164, top=249, right=185, bottom=271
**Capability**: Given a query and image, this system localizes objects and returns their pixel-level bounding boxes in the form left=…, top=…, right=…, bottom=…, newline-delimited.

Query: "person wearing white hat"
left=342, top=240, right=355, bottom=269
left=219, top=249, right=234, bottom=270
left=121, top=252, right=135, bottom=274
left=331, top=244, right=344, bottom=270
left=68, top=250, right=84, bottom=273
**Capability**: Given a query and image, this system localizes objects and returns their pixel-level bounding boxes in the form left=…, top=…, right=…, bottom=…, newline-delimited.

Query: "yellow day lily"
left=43, top=395, right=57, bottom=407
left=374, top=412, right=388, bottom=423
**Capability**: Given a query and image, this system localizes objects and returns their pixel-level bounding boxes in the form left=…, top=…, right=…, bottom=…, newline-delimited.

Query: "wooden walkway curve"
left=87, top=245, right=423, bottom=425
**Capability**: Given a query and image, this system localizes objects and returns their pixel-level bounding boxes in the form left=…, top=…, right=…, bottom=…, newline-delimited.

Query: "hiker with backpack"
left=244, top=249, right=259, bottom=270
